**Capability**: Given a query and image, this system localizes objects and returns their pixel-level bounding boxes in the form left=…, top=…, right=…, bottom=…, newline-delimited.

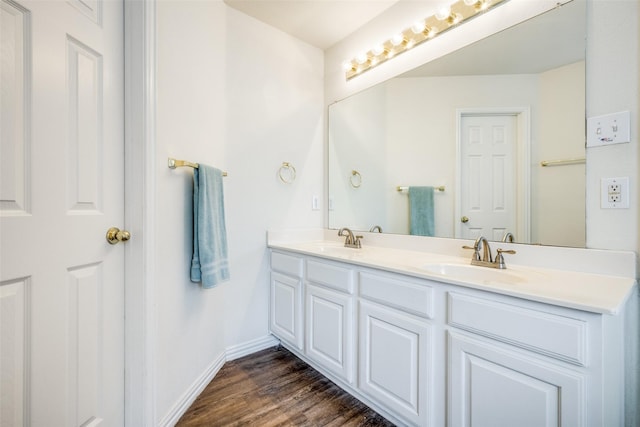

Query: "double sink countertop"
left=267, top=229, right=638, bottom=315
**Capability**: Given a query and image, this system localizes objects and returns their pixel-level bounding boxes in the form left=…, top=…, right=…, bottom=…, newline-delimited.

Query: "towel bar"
left=168, top=158, right=228, bottom=176
left=397, top=186, right=445, bottom=193
left=540, top=157, right=585, bottom=167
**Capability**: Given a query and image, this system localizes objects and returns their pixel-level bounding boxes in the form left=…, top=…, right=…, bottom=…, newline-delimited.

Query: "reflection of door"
left=458, top=114, right=517, bottom=241
left=1, top=0, right=124, bottom=425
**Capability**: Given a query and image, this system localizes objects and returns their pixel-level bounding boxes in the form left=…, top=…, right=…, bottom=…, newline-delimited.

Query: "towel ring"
left=278, top=162, right=296, bottom=184
left=350, top=170, right=362, bottom=188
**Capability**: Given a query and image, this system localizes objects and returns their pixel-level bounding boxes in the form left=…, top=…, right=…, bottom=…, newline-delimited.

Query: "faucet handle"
left=495, top=248, right=516, bottom=269
left=354, top=235, right=363, bottom=248
left=462, top=245, right=481, bottom=261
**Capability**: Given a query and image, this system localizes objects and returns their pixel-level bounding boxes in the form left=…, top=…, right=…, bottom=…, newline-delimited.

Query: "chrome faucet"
left=463, top=236, right=516, bottom=269
left=369, top=225, right=382, bottom=233
left=338, top=227, right=363, bottom=249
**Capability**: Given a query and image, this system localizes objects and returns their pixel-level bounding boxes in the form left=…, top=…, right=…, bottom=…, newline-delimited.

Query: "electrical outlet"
left=601, top=177, right=629, bottom=208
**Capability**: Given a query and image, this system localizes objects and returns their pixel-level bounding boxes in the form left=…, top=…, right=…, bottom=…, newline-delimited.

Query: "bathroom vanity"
left=267, top=230, right=638, bottom=427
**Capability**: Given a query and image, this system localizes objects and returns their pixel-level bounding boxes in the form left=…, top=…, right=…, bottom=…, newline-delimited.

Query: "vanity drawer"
left=271, top=251, right=303, bottom=278
left=306, top=259, right=354, bottom=294
left=359, top=272, right=434, bottom=319
left=447, top=292, right=588, bottom=366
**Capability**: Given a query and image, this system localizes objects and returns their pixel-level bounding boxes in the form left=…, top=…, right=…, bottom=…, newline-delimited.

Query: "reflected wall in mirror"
left=328, top=0, right=586, bottom=247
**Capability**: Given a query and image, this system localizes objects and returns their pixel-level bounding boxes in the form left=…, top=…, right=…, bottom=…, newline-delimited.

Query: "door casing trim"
left=124, top=0, right=157, bottom=424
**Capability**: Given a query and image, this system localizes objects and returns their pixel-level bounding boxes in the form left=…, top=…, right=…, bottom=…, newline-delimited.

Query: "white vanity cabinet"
left=305, top=259, right=355, bottom=384
left=268, top=247, right=637, bottom=427
left=358, top=272, right=436, bottom=426
left=446, top=291, right=594, bottom=427
left=269, top=252, right=304, bottom=350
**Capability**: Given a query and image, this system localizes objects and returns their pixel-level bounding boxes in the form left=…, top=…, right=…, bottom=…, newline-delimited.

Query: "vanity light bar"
left=344, top=0, right=507, bottom=80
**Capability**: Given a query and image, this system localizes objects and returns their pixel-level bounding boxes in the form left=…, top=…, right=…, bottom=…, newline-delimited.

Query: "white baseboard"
left=158, top=352, right=226, bottom=427
left=158, top=335, right=280, bottom=426
left=225, top=334, right=280, bottom=361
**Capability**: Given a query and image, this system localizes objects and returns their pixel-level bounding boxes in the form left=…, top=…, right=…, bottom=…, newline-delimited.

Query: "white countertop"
left=267, top=229, right=638, bottom=315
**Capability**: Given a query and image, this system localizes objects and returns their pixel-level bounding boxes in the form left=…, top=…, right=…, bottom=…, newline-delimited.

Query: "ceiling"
left=224, top=0, right=585, bottom=76
left=224, top=0, right=400, bottom=50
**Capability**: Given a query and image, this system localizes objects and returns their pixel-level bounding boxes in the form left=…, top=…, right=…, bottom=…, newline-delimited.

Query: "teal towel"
left=190, top=165, right=230, bottom=288
left=409, top=186, right=435, bottom=236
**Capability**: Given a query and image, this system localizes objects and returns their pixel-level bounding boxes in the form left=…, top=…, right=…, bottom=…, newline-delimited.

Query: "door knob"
left=461, top=216, right=469, bottom=223
left=106, top=227, right=131, bottom=245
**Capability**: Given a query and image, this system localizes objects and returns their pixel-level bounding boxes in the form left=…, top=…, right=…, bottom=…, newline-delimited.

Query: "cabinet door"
left=305, top=283, right=354, bottom=383
left=270, top=272, right=303, bottom=350
left=448, top=332, right=584, bottom=427
left=359, top=301, right=432, bottom=426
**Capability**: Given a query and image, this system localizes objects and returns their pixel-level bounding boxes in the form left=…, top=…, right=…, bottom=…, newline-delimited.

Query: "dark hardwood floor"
left=176, top=346, right=395, bottom=426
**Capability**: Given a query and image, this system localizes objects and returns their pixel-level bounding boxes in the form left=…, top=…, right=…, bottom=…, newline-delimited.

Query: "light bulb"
left=411, top=20, right=426, bottom=34
left=435, top=5, right=451, bottom=20
left=342, top=60, right=355, bottom=71
left=356, top=52, right=368, bottom=64
left=372, top=44, right=385, bottom=56
left=391, top=33, right=405, bottom=46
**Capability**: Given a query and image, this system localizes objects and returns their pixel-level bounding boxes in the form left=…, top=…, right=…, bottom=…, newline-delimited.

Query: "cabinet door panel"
left=448, top=332, right=584, bottom=427
left=306, top=284, right=354, bottom=383
left=359, top=301, right=432, bottom=426
left=270, top=272, right=303, bottom=350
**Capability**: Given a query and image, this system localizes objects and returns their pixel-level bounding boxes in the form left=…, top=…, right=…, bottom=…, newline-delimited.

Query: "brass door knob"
left=106, top=227, right=131, bottom=245
left=461, top=216, right=469, bottom=223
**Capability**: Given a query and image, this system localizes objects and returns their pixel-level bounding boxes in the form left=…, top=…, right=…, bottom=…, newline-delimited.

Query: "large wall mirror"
left=328, top=0, right=586, bottom=248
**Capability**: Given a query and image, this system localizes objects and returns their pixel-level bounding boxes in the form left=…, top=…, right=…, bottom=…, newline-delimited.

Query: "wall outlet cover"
left=601, top=177, right=629, bottom=209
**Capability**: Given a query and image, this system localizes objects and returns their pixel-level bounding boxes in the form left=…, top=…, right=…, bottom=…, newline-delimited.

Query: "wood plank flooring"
left=176, top=346, right=395, bottom=426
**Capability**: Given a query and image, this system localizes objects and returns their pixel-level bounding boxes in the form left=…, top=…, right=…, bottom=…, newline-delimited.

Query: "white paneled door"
left=1, top=0, right=125, bottom=425
left=459, top=114, right=517, bottom=242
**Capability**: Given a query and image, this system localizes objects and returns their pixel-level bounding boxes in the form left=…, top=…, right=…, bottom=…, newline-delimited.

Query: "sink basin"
left=422, top=263, right=527, bottom=285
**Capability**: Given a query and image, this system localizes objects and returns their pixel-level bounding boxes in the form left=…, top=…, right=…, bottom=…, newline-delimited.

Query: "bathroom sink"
left=421, top=263, right=527, bottom=285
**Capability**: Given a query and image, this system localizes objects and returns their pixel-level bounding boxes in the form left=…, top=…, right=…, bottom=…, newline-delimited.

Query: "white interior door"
left=1, top=0, right=125, bottom=425
left=458, top=114, right=517, bottom=241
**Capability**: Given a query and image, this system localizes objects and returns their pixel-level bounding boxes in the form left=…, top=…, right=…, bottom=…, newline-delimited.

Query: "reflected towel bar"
left=397, top=186, right=445, bottom=193
left=168, top=158, right=228, bottom=176
left=540, top=157, right=585, bottom=167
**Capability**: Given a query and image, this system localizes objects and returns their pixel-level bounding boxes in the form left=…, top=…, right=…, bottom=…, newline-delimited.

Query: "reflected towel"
left=190, top=165, right=230, bottom=288
left=409, top=186, right=435, bottom=237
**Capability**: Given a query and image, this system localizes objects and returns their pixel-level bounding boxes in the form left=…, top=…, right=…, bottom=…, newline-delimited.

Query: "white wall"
left=586, top=0, right=639, bottom=254
left=155, top=1, right=323, bottom=422
left=156, top=1, right=227, bottom=420
left=223, top=7, right=324, bottom=349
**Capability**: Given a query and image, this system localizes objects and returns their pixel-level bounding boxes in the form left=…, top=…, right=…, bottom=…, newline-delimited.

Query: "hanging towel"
left=409, top=186, right=435, bottom=237
left=191, top=164, right=230, bottom=288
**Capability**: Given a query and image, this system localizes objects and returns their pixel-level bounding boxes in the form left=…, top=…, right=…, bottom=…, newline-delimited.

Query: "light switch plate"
left=587, top=111, right=631, bottom=147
